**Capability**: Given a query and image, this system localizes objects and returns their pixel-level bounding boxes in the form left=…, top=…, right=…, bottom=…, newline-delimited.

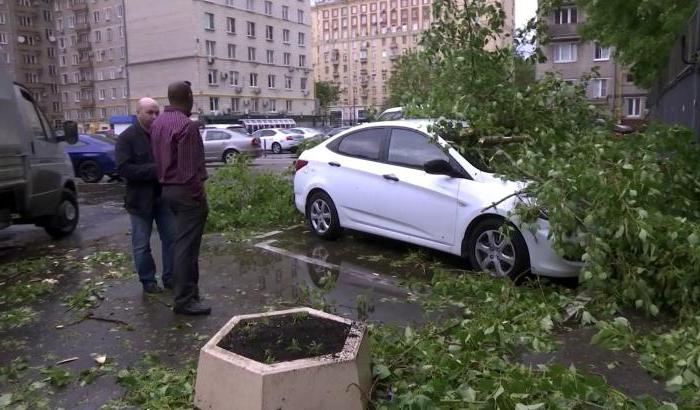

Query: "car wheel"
left=272, top=142, right=282, bottom=154
left=44, top=189, right=79, bottom=239
left=465, top=218, right=530, bottom=281
left=223, top=149, right=239, bottom=164
left=78, top=160, right=103, bottom=183
left=306, top=191, right=341, bottom=240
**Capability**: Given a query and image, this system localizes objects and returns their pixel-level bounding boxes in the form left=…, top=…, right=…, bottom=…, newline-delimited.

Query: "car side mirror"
left=424, top=159, right=457, bottom=177
left=62, top=121, right=79, bottom=145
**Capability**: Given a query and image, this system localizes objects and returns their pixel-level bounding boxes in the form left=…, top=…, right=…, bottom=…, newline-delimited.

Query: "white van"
left=0, top=64, right=80, bottom=238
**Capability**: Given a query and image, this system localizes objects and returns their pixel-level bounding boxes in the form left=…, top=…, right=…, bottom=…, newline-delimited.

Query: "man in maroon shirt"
left=150, top=81, right=211, bottom=315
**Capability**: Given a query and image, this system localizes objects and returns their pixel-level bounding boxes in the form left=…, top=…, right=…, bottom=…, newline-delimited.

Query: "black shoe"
left=173, top=302, right=211, bottom=316
left=143, top=282, right=163, bottom=294
left=163, top=280, right=173, bottom=290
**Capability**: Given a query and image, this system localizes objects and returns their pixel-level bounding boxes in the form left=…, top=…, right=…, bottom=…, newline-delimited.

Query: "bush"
left=205, top=160, right=300, bottom=233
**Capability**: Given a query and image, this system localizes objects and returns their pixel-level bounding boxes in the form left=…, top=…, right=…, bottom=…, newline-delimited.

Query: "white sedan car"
left=293, top=120, right=582, bottom=279
left=289, top=127, right=326, bottom=141
left=253, top=128, right=305, bottom=154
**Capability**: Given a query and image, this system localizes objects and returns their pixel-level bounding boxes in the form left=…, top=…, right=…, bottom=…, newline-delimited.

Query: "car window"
left=336, top=128, right=385, bottom=160
left=89, top=134, right=116, bottom=144
left=388, top=128, right=449, bottom=168
left=206, top=131, right=227, bottom=141
left=16, top=88, right=48, bottom=142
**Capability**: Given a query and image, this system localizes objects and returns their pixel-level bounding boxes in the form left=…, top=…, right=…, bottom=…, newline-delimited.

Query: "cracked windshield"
left=1, top=0, right=699, bottom=408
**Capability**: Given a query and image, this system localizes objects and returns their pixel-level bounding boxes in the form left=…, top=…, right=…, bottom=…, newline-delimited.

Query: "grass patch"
left=0, top=307, right=38, bottom=331
left=205, top=159, right=300, bottom=233
left=0, top=280, right=55, bottom=307
left=81, top=251, right=133, bottom=279
left=63, top=279, right=106, bottom=311
left=104, top=355, right=195, bottom=409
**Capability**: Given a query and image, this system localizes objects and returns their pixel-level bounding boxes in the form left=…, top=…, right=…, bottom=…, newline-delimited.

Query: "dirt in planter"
left=218, top=313, right=352, bottom=364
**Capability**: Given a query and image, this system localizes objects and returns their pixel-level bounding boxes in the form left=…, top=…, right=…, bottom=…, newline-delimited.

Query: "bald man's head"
left=136, top=97, right=160, bottom=131
left=167, top=81, right=193, bottom=115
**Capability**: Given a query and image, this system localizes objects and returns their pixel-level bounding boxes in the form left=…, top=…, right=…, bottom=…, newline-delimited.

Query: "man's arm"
left=177, top=122, right=206, bottom=200
left=116, top=131, right=157, bottom=181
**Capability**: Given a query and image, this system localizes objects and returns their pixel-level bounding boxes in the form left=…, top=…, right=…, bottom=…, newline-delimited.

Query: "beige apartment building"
left=53, top=0, right=128, bottom=131
left=311, top=0, right=514, bottom=123
left=0, top=0, right=63, bottom=127
left=536, top=2, right=647, bottom=126
left=125, top=0, right=315, bottom=118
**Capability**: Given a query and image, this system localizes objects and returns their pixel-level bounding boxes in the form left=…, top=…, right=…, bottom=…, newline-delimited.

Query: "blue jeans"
left=129, top=199, right=174, bottom=285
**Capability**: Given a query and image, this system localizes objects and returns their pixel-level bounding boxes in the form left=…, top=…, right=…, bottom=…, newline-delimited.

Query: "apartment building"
left=311, top=0, right=514, bottom=123
left=53, top=0, right=128, bottom=131
left=536, top=2, right=647, bottom=125
left=124, top=0, right=315, bottom=117
left=0, top=0, right=63, bottom=127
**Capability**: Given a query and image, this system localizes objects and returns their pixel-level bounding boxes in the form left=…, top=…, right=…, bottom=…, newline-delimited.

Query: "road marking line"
left=255, top=239, right=340, bottom=270
left=252, top=230, right=283, bottom=239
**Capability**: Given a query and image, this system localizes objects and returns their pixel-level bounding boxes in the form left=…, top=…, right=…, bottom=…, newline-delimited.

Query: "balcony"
left=78, top=78, right=93, bottom=87
left=548, top=23, right=581, bottom=40
left=71, top=2, right=89, bottom=12
left=78, top=59, right=93, bottom=70
left=74, top=22, right=91, bottom=32
left=80, top=99, right=95, bottom=108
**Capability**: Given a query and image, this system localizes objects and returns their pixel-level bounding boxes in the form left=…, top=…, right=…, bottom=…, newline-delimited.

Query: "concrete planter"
left=195, top=307, right=371, bottom=410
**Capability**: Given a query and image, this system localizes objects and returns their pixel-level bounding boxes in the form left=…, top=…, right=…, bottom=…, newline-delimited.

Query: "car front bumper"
left=522, top=219, right=583, bottom=278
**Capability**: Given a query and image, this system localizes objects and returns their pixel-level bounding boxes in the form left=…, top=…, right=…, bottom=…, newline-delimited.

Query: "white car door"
left=364, top=127, right=461, bottom=247
left=320, top=127, right=389, bottom=230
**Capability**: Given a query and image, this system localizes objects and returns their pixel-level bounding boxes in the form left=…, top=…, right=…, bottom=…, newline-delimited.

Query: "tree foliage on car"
left=388, top=0, right=700, bottom=317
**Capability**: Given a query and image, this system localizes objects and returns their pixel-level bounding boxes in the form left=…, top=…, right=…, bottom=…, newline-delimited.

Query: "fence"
left=648, top=2, right=700, bottom=141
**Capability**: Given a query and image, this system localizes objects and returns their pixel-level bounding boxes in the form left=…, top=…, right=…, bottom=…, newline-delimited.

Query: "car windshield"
left=228, top=127, right=248, bottom=135
left=89, top=134, right=117, bottom=144
left=280, top=129, right=295, bottom=134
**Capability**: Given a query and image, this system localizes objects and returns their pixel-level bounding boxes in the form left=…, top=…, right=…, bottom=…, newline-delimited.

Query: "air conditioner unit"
left=207, top=56, right=215, bottom=65
left=220, top=72, right=228, bottom=80
left=288, top=66, right=295, bottom=72
left=302, top=90, right=310, bottom=96
left=262, top=100, right=268, bottom=107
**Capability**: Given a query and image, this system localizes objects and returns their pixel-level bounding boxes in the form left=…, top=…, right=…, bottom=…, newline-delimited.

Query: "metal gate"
left=648, top=2, right=700, bottom=141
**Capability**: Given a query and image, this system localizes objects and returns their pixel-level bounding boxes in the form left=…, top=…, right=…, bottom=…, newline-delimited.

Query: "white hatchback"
left=293, top=120, right=582, bottom=279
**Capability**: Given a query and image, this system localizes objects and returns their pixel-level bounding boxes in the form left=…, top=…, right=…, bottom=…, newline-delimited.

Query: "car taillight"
left=251, top=137, right=260, bottom=146
left=286, top=136, right=295, bottom=141
left=294, top=160, right=308, bottom=171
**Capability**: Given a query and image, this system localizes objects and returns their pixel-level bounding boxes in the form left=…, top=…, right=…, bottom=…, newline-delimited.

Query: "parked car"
left=64, top=134, right=118, bottom=183
left=289, top=127, right=326, bottom=141
left=200, top=128, right=263, bottom=164
left=293, top=120, right=583, bottom=280
left=203, top=123, right=249, bottom=134
left=253, top=128, right=305, bottom=154
left=1, top=64, right=80, bottom=238
left=377, top=107, right=404, bottom=121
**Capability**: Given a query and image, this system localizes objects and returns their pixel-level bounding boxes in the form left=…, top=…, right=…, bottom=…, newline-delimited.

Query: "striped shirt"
left=150, top=106, right=207, bottom=200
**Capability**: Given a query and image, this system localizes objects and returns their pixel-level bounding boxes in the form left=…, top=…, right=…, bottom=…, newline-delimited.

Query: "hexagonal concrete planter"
left=194, top=307, right=370, bottom=410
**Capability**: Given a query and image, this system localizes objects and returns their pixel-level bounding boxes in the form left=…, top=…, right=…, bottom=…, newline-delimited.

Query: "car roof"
left=344, top=119, right=434, bottom=132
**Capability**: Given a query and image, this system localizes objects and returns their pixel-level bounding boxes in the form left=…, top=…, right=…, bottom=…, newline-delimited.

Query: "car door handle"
left=383, top=174, right=399, bottom=181
left=328, top=162, right=341, bottom=167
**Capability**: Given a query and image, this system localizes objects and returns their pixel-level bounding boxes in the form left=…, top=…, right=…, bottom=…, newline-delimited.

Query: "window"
left=247, top=21, right=255, bottom=37
left=336, top=129, right=385, bottom=160
left=0, top=12, right=6, bottom=24
left=266, top=49, right=274, bottom=63
left=554, top=43, right=577, bottom=63
left=94, top=30, right=101, bottom=42
left=112, top=88, right=117, bottom=99
left=282, top=6, right=289, bottom=20
left=286, top=100, right=292, bottom=112
left=231, top=97, right=240, bottom=112
left=249, top=72, right=258, bottom=87
left=299, top=54, right=306, bottom=67
left=204, top=12, right=215, bottom=30
left=99, top=89, right=105, bottom=100
left=625, top=97, right=643, bottom=118
left=228, top=43, right=236, bottom=58
left=264, top=1, right=272, bottom=15
left=119, top=26, right=124, bottom=38
left=72, top=54, right=79, bottom=65
left=283, top=52, right=291, bottom=65
left=592, top=78, right=608, bottom=98
left=388, top=128, right=449, bottom=168
left=210, top=97, right=220, bottom=111
left=594, top=43, right=610, bottom=61
left=247, top=46, right=256, bottom=61
left=117, top=5, right=123, bottom=18
left=268, top=74, right=276, bottom=88
left=17, top=90, right=48, bottom=141
left=284, top=76, right=292, bottom=89
left=0, top=32, right=6, bottom=44
left=554, top=7, right=577, bottom=24
left=206, top=40, right=216, bottom=56
left=298, top=32, right=305, bottom=46
left=227, top=17, right=236, bottom=34
left=250, top=98, right=259, bottom=112
left=283, top=29, right=290, bottom=43
left=205, top=130, right=228, bottom=141
left=246, top=0, right=254, bottom=11
left=265, top=25, right=273, bottom=41
left=297, top=9, right=304, bottom=24
left=107, top=28, right=112, bottom=41
left=626, top=73, right=635, bottom=83
left=230, top=70, right=239, bottom=85
left=268, top=99, right=276, bottom=112
left=208, top=69, right=218, bottom=85
left=300, top=77, right=307, bottom=90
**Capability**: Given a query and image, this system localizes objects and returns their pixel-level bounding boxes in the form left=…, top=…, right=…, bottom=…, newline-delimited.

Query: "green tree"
left=314, top=81, right=341, bottom=115
left=386, top=51, right=433, bottom=107
left=574, top=0, right=696, bottom=87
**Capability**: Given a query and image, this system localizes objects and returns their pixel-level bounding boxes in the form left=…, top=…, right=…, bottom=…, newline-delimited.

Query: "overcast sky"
left=515, top=0, right=538, bottom=28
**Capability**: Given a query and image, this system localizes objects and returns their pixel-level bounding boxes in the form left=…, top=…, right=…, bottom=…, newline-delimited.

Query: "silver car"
left=201, top=128, right=263, bottom=164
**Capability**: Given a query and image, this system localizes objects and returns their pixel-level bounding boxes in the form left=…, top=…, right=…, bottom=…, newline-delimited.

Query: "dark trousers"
left=162, top=185, right=208, bottom=309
